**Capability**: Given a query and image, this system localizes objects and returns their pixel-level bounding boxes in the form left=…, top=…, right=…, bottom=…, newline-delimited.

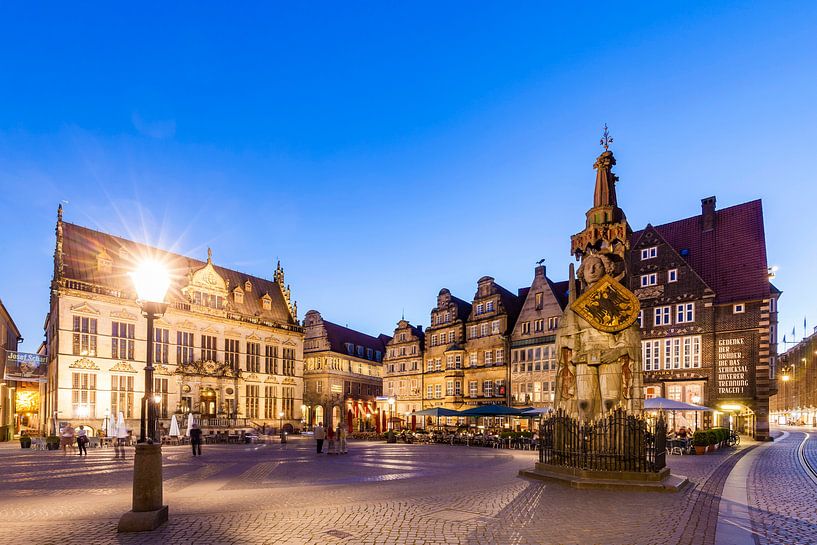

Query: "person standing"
left=338, top=424, right=347, bottom=455
left=190, top=422, right=203, bottom=457
left=61, top=423, right=75, bottom=457
left=327, top=425, right=336, bottom=455
left=76, top=425, right=88, bottom=456
left=313, top=422, right=326, bottom=454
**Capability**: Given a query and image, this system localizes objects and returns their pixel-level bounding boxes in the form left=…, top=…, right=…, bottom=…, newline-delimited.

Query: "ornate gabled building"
left=383, top=319, right=425, bottom=424
left=423, top=288, right=471, bottom=411
left=0, top=298, right=22, bottom=441
left=44, top=208, right=304, bottom=435
left=510, top=265, right=569, bottom=408
left=302, top=310, right=387, bottom=431
left=462, top=277, right=522, bottom=407
left=629, top=197, right=778, bottom=439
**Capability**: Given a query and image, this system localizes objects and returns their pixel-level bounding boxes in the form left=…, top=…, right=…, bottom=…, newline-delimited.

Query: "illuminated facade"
left=383, top=320, right=425, bottom=426
left=302, top=310, right=386, bottom=431
left=44, top=207, right=304, bottom=435
left=0, top=299, right=22, bottom=441
left=770, top=329, right=817, bottom=427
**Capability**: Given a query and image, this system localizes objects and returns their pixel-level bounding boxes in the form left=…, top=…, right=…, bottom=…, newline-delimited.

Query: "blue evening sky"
left=1, top=2, right=815, bottom=353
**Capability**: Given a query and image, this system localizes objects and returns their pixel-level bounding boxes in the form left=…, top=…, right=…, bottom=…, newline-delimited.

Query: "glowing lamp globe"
left=130, top=260, right=170, bottom=303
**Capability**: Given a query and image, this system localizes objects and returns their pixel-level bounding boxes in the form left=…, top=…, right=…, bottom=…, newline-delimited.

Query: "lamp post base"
left=118, top=505, right=169, bottom=533
left=118, top=443, right=168, bottom=533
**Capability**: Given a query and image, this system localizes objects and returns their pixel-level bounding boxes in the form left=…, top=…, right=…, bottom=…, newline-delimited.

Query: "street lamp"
left=119, top=259, right=170, bottom=533
left=691, top=395, right=701, bottom=430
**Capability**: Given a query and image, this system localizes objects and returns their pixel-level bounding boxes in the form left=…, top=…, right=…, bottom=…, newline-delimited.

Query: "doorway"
left=200, top=388, right=217, bottom=417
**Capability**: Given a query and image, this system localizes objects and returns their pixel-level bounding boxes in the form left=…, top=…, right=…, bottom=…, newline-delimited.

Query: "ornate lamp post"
left=119, top=259, right=170, bottom=533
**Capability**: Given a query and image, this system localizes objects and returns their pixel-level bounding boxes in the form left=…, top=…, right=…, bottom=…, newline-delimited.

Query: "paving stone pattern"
left=748, top=430, right=817, bottom=545
left=0, top=433, right=807, bottom=545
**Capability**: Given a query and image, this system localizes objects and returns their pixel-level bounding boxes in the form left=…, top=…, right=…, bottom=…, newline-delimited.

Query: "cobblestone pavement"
left=0, top=435, right=790, bottom=545
left=747, top=428, right=817, bottom=545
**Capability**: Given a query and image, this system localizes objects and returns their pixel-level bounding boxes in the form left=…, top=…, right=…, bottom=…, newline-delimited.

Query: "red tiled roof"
left=631, top=200, right=770, bottom=304
left=60, top=222, right=296, bottom=325
left=322, top=320, right=389, bottom=356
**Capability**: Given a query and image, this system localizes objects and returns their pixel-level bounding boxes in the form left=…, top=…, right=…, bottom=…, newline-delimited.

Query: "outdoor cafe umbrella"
left=412, top=407, right=461, bottom=430
left=459, top=405, right=523, bottom=432
left=115, top=411, right=128, bottom=439
left=644, top=397, right=712, bottom=431
left=185, top=412, right=194, bottom=437
left=169, top=414, right=180, bottom=437
left=106, top=411, right=117, bottom=437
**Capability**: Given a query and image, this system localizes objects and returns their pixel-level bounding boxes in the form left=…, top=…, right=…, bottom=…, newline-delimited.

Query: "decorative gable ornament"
left=570, top=274, right=640, bottom=333
left=70, top=302, right=100, bottom=315
left=70, top=358, right=100, bottom=370
left=110, top=361, right=137, bottom=373
left=110, top=308, right=138, bottom=321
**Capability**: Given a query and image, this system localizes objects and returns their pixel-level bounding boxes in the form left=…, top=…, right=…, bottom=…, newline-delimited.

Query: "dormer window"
left=96, top=248, right=112, bottom=273
left=244, top=280, right=252, bottom=292
left=233, top=288, right=244, bottom=304
left=476, top=303, right=484, bottom=315
left=345, top=342, right=354, bottom=355
left=486, top=300, right=495, bottom=312
left=261, top=293, right=272, bottom=310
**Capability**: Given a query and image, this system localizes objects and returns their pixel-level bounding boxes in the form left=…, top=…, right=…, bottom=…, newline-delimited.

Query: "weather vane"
left=600, top=123, right=613, bottom=151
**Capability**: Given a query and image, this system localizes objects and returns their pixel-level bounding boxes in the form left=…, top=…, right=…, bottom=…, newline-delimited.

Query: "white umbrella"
left=169, top=415, right=180, bottom=437
left=185, top=412, right=194, bottom=437
left=106, top=412, right=116, bottom=437
left=116, top=411, right=128, bottom=439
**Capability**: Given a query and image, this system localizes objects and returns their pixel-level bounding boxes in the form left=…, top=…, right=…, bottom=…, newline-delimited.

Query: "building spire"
left=207, top=247, right=213, bottom=263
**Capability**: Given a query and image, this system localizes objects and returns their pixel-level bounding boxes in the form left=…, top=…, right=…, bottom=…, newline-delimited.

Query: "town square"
left=1, top=3, right=817, bottom=545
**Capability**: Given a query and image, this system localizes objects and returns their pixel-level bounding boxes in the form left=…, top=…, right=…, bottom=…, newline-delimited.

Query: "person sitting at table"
left=677, top=426, right=689, bottom=439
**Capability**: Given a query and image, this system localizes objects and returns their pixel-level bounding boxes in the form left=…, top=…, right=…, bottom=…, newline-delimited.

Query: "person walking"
left=190, top=422, right=203, bottom=457
left=76, top=425, right=88, bottom=456
left=314, top=422, right=326, bottom=454
left=327, top=425, right=336, bottom=455
left=61, top=423, right=75, bottom=457
left=338, top=424, right=347, bottom=455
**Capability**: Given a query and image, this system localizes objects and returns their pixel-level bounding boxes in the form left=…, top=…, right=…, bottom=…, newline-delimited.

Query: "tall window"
left=446, top=380, right=454, bottom=396
left=245, top=385, right=259, bottom=419
left=486, top=300, right=494, bottom=312
left=247, top=342, right=260, bottom=373
left=154, top=328, right=170, bottom=364
left=469, top=381, right=478, bottom=397
left=476, top=303, right=484, bottom=315
left=282, top=386, right=295, bottom=419
left=543, top=345, right=556, bottom=370
left=154, top=377, right=168, bottom=418
left=480, top=323, right=488, bottom=336
left=535, top=292, right=543, bottom=310
left=492, top=320, right=500, bottom=334
left=522, top=322, right=531, bottom=335
left=484, top=350, right=493, bottom=365
left=497, top=347, right=506, bottom=363
left=72, top=316, right=98, bottom=356
left=264, top=386, right=277, bottom=419
left=454, top=380, right=462, bottom=396
left=654, top=306, right=671, bottom=326
left=202, top=335, right=218, bottom=361
left=434, top=384, right=442, bottom=398
left=534, top=319, right=544, bottom=333
left=665, top=338, right=682, bottom=370
left=469, top=353, right=477, bottom=367
left=427, top=384, right=434, bottom=399
left=642, top=340, right=661, bottom=371
left=72, top=372, right=96, bottom=417
left=446, top=355, right=454, bottom=369
left=449, top=331, right=455, bottom=343
left=676, top=303, right=694, bottom=324
left=111, top=375, right=134, bottom=418
left=111, top=322, right=135, bottom=360
left=283, top=348, right=296, bottom=376
left=265, top=345, right=278, bottom=374
left=469, top=325, right=478, bottom=338
left=483, top=380, right=493, bottom=397
left=548, top=317, right=559, bottom=331
left=177, top=331, right=194, bottom=364
left=225, top=338, right=240, bottom=369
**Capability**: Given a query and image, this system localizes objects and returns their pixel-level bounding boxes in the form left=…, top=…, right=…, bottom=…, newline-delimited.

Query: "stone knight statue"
left=554, top=127, right=644, bottom=421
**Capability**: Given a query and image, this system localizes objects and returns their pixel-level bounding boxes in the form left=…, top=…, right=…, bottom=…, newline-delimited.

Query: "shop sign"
left=4, top=352, right=47, bottom=382
left=716, top=336, right=751, bottom=397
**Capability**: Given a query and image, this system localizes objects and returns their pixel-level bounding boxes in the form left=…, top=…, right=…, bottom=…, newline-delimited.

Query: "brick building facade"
left=630, top=197, right=778, bottom=439
left=770, top=329, right=816, bottom=427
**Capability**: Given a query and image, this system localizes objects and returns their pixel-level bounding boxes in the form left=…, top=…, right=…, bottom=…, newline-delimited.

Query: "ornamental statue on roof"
left=554, top=126, right=644, bottom=421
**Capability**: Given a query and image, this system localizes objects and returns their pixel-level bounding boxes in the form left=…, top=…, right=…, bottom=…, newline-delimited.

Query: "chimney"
left=701, top=196, right=716, bottom=232
left=535, top=264, right=546, bottom=278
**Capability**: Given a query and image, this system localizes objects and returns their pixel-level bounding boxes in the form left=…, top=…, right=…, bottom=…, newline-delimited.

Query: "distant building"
left=382, top=320, right=424, bottom=428
left=630, top=197, right=778, bottom=439
left=0, top=299, right=22, bottom=441
left=44, top=207, right=304, bottom=436
left=770, top=329, right=816, bottom=426
left=302, top=310, right=388, bottom=431
left=510, top=265, right=568, bottom=409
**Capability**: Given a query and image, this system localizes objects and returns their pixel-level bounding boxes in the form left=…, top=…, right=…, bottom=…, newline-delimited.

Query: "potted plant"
left=45, top=435, right=60, bottom=450
left=693, top=430, right=708, bottom=455
left=706, top=430, right=719, bottom=452
left=19, top=433, right=31, bottom=449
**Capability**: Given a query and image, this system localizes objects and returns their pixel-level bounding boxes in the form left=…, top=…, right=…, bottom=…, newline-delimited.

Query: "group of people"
left=59, top=423, right=90, bottom=456
left=312, top=422, right=348, bottom=455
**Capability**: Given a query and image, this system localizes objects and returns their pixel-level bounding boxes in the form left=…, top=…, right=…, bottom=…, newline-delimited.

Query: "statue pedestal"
left=519, top=463, right=688, bottom=492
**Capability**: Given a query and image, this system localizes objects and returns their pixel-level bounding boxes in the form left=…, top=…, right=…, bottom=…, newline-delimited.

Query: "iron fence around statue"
left=538, top=408, right=666, bottom=473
